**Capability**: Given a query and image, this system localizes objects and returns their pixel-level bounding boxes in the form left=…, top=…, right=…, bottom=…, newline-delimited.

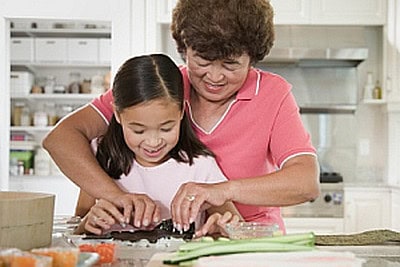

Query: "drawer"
left=35, top=38, right=67, bottom=63
left=67, top=38, right=98, bottom=63
left=98, top=38, right=111, bottom=63
left=10, top=38, right=34, bottom=62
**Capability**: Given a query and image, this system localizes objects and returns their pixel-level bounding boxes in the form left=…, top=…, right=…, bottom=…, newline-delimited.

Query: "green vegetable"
left=163, top=232, right=315, bottom=265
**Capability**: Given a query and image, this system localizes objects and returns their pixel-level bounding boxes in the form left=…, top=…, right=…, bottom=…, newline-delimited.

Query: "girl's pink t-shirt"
left=90, top=67, right=316, bottom=232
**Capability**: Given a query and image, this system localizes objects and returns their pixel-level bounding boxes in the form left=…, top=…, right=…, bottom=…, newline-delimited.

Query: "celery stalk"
left=164, top=232, right=315, bottom=265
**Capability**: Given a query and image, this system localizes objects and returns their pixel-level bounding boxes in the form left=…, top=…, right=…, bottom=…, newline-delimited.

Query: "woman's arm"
left=43, top=105, right=123, bottom=199
left=75, top=189, right=96, bottom=218
left=172, top=154, right=320, bottom=229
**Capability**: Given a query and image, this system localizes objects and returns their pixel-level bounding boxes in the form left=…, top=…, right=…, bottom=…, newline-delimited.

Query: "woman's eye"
left=133, top=130, right=144, bottom=134
left=196, top=61, right=210, bottom=67
left=223, top=63, right=239, bottom=71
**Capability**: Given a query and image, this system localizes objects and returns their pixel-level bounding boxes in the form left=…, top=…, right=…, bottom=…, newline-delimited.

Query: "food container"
left=225, top=222, right=281, bottom=240
left=0, top=191, right=55, bottom=250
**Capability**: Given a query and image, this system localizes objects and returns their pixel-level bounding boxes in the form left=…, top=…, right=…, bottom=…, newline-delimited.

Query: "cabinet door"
left=392, top=189, right=400, bottom=231
left=344, top=188, right=391, bottom=233
left=284, top=218, right=344, bottom=234
left=311, top=0, right=386, bottom=25
left=270, top=0, right=310, bottom=25
left=156, top=0, right=177, bottom=24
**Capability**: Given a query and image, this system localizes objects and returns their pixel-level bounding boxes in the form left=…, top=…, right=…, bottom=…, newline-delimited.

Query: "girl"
left=74, top=54, right=240, bottom=236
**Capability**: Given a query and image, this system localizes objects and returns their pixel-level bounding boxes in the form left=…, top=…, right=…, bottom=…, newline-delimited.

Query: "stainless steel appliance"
left=281, top=173, right=344, bottom=218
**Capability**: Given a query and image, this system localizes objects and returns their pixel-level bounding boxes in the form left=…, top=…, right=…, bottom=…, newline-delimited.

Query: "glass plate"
left=77, top=252, right=100, bottom=267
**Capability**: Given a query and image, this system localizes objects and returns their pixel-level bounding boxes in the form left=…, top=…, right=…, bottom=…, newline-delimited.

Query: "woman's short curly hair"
left=171, top=0, right=275, bottom=64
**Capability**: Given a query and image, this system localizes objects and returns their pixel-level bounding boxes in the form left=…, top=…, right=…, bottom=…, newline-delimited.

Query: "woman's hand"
left=170, top=181, right=231, bottom=231
left=195, top=212, right=240, bottom=237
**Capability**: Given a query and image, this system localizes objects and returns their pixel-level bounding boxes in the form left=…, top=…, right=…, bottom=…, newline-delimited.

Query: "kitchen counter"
left=52, top=216, right=400, bottom=266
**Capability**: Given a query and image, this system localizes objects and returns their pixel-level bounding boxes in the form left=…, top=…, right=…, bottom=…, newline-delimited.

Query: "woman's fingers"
left=172, top=182, right=228, bottom=230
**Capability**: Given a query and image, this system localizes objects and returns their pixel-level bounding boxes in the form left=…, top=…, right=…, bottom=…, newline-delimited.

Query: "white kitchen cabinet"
left=154, top=0, right=386, bottom=26
left=284, top=218, right=344, bottom=234
left=156, top=0, right=177, bottom=24
left=9, top=175, right=79, bottom=215
left=271, top=0, right=386, bottom=25
left=270, top=0, right=311, bottom=25
left=392, top=188, right=400, bottom=231
left=7, top=19, right=111, bottom=214
left=344, top=186, right=391, bottom=233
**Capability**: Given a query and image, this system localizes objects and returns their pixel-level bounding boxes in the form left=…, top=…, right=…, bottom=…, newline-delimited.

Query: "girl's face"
left=115, top=98, right=183, bottom=167
left=185, top=47, right=251, bottom=103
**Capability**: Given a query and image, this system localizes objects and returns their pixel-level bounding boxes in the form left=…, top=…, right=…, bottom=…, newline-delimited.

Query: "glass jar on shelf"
left=68, top=72, right=81, bottom=94
left=11, top=102, right=24, bottom=126
left=44, top=75, right=56, bottom=94
left=20, top=105, right=31, bottom=126
left=45, top=103, right=58, bottom=126
left=33, top=103, right=48, bottom=127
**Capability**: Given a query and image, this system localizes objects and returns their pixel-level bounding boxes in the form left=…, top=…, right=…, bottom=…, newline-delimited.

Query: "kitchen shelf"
left=11, top=23, right=110, bottom=38
left=11, top=93, right=99, bottom=101
left=11, top=62, right=110, bottom=68
left=11, top=126, right=54, bottom=132
left=300, top=104, right=357, bottom=114
left=362, top=99, right=386, bottom=105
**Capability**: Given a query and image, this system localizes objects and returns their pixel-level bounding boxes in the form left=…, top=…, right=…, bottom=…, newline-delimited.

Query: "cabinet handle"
left=46, top=41, right=56, bottom=44
left=78, top=41, right=87, bottom=45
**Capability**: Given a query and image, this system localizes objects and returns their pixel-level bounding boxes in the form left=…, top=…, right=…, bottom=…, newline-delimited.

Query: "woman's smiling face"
left=115, top=98, right=183, bottom=167
left=185, top=47, right=251, bottom=103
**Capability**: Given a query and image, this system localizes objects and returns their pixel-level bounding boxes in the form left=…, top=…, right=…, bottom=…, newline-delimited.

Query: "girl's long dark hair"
left=96, top=54, right=213, bottom=179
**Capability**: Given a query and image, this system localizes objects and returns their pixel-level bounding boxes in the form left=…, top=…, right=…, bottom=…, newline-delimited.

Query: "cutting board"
left=145, top=253, right=175, bottom=267
left=145, top=251, right=365, bottom=267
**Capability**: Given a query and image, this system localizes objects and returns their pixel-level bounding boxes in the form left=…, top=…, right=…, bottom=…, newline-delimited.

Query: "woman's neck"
left=189, top=90, right=236, bottom=132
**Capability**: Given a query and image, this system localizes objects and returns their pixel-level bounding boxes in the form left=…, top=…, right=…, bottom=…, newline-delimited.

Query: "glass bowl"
left=225, top=222, right=281, bottom=240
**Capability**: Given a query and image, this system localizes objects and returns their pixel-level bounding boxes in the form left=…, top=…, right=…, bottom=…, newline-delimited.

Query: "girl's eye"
left=161, top=128, right=172, bottom=132
left=133, top=130, right=144, bottom=134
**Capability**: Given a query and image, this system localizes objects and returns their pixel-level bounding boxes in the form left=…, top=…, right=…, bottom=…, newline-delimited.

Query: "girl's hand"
left=111, top=193, right=161, bottom=228
left=84, top=199, right=122, bottom=235
left=84, top=194, right=161, bottom=235
left=195, top=211, right=240, bottom=237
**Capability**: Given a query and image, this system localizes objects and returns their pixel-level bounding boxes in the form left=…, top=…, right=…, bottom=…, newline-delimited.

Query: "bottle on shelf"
left=34, top=148, right=50, bottom=176
left=363, top=72, right=374, bottom=101
left=68, top=72, right=81, bottom=94
left=20, top=105, right=31, bottom=126
left=372, top=80, right=382, bottom=100
left=33, top=103, right=48, bottom=127
left=44, top=75, right=56, bottom=94
left=11, top=102, right=24, bottom=126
